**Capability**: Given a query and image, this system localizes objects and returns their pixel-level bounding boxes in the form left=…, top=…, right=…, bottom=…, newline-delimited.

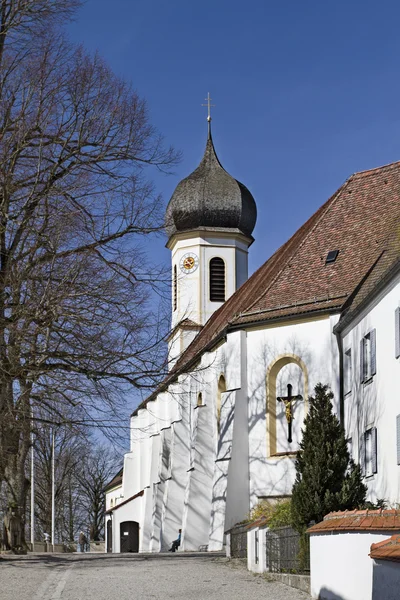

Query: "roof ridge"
left=236, top=179, right=350, bottom=319
left=351, top=159, right=400, bottom=178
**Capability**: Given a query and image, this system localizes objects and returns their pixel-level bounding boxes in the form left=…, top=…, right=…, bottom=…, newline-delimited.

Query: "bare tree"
left=0, top=1, right=179, bottom=548
left=75, top=445, right=117, bottom=542
left=32, top=422, right=116, bottom=545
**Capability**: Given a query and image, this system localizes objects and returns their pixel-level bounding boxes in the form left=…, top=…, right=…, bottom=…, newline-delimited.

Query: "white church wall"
left=150, top=426, right=171, bottom=552
left=225, top=330, right=243, bottom=391
left=105, top=478, right=123, bottom=511
left=110, top=494, right=143, bottom=554
left=141, top=433, right=162, bottom=552
left=182, top=403, right=214, bottom=550
left=208, top=459, right=230, bottom=551
left=246, top=316, right=336, bottom=506
left=122, top=409, right=147, bottom=499
left=159, top=379, right=191, bottom=551
left=225, top=330, right=250, bottom=530
left=225, top=387, right=251, bottom=530
left=341, top=274, right=400, bottom=505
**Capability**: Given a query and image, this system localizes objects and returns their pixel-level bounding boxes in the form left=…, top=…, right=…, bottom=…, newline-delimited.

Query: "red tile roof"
left=133, top=160, right=400, bottom=415
left=370, top=534, right=400, bottom=562
left=308, top=509, right=400, bottom=534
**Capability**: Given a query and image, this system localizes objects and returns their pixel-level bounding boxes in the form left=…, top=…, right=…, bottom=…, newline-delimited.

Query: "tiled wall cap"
left=308, top=509, right=400, bottom=534
left=370, top=534, right=400, bottom=562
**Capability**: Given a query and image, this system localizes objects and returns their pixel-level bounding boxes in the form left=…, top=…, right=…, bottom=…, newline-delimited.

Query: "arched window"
left=209, top=257, right=225, bottom=302
left=173, top=264, right=177, bottom=311
left=217, top=375, right=226, bottom=435
left=197, top=392, right=203, bottom=407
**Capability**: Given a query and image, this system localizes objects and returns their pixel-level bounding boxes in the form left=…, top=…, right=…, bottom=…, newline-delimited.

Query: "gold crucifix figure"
left=277, top=383, right=303, bottom=443
left=202, top=92, right=215, bottom=122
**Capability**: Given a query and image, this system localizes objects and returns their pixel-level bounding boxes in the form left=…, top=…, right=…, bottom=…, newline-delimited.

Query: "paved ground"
left=0, top=553, right=310, bottom=600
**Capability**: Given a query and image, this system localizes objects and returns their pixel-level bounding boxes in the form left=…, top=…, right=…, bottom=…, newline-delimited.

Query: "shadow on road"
left=0, top=551, right=225, bottom=569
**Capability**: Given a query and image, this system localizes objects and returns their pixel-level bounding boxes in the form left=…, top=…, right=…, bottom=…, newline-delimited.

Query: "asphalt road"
left=0, top=553, right=310, bottom=600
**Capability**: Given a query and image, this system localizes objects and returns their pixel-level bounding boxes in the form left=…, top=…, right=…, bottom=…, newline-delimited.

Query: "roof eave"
left=334, top=257, right=400, bottom=335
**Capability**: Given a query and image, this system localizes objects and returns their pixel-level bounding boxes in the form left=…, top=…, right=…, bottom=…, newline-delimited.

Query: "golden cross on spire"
left=202, top=92, right=215, bottom=122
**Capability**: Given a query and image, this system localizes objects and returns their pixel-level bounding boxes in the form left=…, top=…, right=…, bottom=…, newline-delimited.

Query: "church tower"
left=166, top=105, right=257, bottom=366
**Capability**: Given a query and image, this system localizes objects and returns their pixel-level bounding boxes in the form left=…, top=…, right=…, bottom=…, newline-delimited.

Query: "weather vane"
left=202, top=92, right=215, bottom=122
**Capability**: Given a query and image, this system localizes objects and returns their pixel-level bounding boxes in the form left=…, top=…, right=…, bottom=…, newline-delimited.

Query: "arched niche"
left=266, top=354, right=309, bottom=457
left=216, top=374, right=226, bottom=435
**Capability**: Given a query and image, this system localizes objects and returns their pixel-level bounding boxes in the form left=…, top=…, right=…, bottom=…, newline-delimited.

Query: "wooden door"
left=106, top=519, right=113, bottom=553
left=120, top=521, right=139, bottom=553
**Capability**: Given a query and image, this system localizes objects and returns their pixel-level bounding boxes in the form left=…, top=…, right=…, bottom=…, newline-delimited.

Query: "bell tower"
left=165, top=99, right=257, bottom=368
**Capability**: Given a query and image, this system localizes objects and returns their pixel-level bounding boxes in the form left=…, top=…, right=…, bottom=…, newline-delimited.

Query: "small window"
left=173, top=265, right=177, bottom=311
left=395, top=308, right=400, bottom=358
left=209, top=257, right=225, bottom=302
left=360, top=329, right=376, bottom=383
left=110, top=498, right=114, bottom=507
left=197, top=393, right=203, bottom=407
left=362, top=428, right=377, bottom=477
left=217, top=375, right=226, bottom=435
left=344, top=348, right=352, bottom=395
left=325, top=250, right=339, bottom=264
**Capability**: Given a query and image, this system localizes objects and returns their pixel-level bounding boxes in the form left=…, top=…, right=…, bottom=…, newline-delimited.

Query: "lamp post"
left=30, top=406, right=35, bottom=551
left=30, top=432, right=35, bottom=550
left=51, top=428, right=55, bottom=551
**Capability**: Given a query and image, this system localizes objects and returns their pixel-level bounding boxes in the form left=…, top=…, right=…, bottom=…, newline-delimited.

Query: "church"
left=104, top=116, right=400, bottom=554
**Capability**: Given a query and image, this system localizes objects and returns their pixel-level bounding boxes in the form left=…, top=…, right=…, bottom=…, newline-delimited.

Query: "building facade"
left=105, top=124, right=400, bottom=553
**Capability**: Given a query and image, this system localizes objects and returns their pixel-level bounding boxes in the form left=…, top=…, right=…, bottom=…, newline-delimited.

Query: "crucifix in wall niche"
left=277, top=383, right=303, bottom=444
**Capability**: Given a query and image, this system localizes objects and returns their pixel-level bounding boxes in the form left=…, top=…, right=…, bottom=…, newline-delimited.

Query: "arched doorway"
left=120, top=521, right=139, bottom=553
left=106, top=519, right=113, bottom=552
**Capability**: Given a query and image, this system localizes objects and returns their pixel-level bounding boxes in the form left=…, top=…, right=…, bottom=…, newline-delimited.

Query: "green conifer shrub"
left=291, top=383, right=367, bottom=533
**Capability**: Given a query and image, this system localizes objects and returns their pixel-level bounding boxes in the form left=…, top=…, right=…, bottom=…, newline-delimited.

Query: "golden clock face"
left=180, top=252, right=198, bottom=274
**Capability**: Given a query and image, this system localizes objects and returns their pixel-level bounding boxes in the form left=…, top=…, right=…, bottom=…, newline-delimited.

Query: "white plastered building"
left=105, top=123, right=400, bottom=553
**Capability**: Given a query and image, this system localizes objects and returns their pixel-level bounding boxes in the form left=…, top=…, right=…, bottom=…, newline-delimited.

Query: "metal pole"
left=30, top=430, right=34, bottom=550
left=51, top=428, right=55, bottom=550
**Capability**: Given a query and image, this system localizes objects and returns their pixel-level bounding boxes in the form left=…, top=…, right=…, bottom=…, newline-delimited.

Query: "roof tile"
left=370, top=534, right=400, bottom=562
left=308, top=510, right=400, bottom=534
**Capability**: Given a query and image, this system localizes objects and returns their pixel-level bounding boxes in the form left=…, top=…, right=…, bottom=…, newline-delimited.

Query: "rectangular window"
left=344, top=348, right=352, bottom=394
left=364, top=428, right=377, bottom=477
left=395, top=308, right=400, bottom=358
left=360, top=329, right=376, bottom=383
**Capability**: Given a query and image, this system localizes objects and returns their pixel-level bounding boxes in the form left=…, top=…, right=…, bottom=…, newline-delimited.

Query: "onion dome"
left=165, top=128, right=257, bottom=239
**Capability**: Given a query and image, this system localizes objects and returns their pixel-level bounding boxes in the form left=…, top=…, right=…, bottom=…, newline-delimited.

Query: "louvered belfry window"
left=210, top=257, right=225, bottom=302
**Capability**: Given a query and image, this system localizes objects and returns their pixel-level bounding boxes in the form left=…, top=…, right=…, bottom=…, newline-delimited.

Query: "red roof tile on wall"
left=308, top=509, right=400, bottom=534
left=370, top=534, right=400, bottom=562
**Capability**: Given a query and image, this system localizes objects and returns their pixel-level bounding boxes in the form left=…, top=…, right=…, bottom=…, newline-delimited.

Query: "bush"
left=248, top=499, right=292, bottom=529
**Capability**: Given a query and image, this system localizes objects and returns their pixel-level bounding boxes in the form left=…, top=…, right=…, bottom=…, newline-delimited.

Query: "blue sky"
left=69, top=0, right=400, bottom=276
left=66, top=0, right=400, bottom=430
